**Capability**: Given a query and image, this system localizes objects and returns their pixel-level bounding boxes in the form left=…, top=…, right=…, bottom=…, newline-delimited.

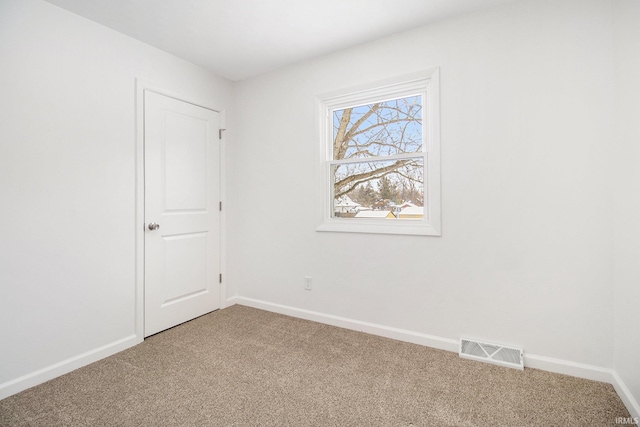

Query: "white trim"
left=0, top=335, right=140, bottom=400
left=226, top=295, right=240, bottom=307
left=135, top=79, right=227, bottom=115
left=315, top=217, right=440, bottom=236
left=218, top=114, right=229, bottom=308
left=4, top=295, right=637, bottom=418
left=318, top=70, right=441, bottom=107
left=232, top=296, right=638, bottom=414
left=134, top=80, right=146, bottom=342
left=315, top=68, right=441, bottom=237
left=134, top=78, right=228, bottom=329
left=613, top=371, right=640, bottom=419
left=330, top=151, right=424, bottom=165
left=234, top=296, right=459, bottom=352
left=526, top=355, right=639, bottom=418
left=524, top=353, right=614, bottom=383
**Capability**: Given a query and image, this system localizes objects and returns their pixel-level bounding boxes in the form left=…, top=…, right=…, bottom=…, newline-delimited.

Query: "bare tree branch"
left=340, top=104, right=380, bottom=153
left=333, top=108, right=351, bottom=160
left=332, top=96, right=424, bottom=204
left=348, top=117, right=421, bottom=140
left=334, top=159, right=414, bottom=198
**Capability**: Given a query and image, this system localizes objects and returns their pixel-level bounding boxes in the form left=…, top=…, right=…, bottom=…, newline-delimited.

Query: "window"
left=316, top=69, right=441, bottom=236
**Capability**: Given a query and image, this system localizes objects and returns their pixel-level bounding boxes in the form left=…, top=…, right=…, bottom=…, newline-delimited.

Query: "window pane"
left=333, top=95, right=422, bottom=160
left=332, top=158, right=424, bottom=219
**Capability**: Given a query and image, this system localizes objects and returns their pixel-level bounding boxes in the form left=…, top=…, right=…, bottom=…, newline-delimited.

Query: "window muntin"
left=317, top=70, right=440, bottom=236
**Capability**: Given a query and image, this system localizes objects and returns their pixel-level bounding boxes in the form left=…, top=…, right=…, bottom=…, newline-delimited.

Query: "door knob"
left=148, top=222, right=160, bottom=231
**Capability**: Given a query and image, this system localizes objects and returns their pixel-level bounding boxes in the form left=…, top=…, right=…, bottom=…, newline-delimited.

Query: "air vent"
left=460, top=338, right=524, bottom=370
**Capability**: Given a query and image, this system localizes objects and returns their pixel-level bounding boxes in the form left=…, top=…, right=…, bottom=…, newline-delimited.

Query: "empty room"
left=1, top=0, right=638, bottom=425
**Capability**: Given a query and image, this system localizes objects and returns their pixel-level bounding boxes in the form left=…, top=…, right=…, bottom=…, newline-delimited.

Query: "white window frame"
left=316, top=69, right=441, bottom=236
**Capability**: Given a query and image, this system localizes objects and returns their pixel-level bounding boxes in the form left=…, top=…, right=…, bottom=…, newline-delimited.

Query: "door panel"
left=164, top=112, right=208, bottom=210
left=163, top=232, right=208, bottom=303
left=144, top=90, right=220, bottom=337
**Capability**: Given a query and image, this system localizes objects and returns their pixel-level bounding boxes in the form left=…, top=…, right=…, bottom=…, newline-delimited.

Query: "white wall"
left=612, top=0, right=640, bottom=417
left=1, top=0, right=636, bottom=415
left=230, top=0, right=616, bottom=371
left=0, top=0, right=233, bottom=397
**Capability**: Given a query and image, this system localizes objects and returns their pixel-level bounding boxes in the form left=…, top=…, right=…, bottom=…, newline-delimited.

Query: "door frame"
left=134, top=79, right=227, bottom=341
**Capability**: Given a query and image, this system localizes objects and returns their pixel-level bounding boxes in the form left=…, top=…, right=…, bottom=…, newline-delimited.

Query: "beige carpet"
left=0, top=305, right=630, bottom=426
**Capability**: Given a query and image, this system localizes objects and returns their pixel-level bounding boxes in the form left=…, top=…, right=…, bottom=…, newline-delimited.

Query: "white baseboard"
left=230, top=296, right=639, bottom=418
left=523, top=353, right=614, bottom=383
left=0, top=334, right=141, bottom=400
left=612, top=371, right=640, bottom=419
left=6, top=298, right=638, bottom=420
left=232, top=296, right=459, bottom=352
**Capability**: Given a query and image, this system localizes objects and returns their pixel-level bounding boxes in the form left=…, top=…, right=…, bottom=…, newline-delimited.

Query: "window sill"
left=316, top=219, right=441, bottom=236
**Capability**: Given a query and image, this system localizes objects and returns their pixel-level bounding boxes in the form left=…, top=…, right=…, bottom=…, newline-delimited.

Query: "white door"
left=144, top=90, right=221, bottom=337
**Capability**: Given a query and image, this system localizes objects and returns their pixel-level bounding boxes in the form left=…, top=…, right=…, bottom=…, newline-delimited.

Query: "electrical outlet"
left=304, top=276, right=312, bottom=290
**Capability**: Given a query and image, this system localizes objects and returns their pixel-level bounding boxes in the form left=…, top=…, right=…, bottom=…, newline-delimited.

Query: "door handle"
left=148, top=223, right=160, bottom=231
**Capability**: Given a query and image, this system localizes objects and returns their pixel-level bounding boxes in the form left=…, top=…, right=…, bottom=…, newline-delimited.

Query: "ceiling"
left=43, top=0, right=520, bottom=81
